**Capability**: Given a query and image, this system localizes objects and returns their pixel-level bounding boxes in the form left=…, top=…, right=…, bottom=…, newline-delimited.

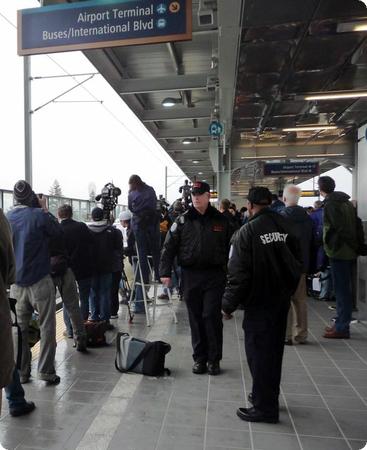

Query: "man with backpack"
left=88, top=207, right=123, bottom=326
left=222, top=187, right=302, bottom=423
left=318, top=176, right=359, bottom=339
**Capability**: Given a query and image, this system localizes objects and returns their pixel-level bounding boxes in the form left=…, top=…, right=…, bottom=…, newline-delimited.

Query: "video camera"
left=95, top=182, right=121, bottom=221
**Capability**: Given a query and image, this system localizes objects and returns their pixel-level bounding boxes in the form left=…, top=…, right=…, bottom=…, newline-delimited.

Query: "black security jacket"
left=222, top=208, right=303, bottom=314
left=159, top=205, right=231, bottom=276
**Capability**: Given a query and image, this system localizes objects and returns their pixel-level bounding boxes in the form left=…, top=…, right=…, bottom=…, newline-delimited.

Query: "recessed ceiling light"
left=198, top=172, right=203, bottom=175
left=283, top=126, right=338, bottom=132
left=241, top=155, right=287, bottom=160
left=182, top=138, right=194, bottom=145
left=161, top=97, right=181, bottom=107
left=192, top=160, right=200, bottom=164
left=296, top=153, right=344, bottom=157
left=304, top=91, right=367, bottom=101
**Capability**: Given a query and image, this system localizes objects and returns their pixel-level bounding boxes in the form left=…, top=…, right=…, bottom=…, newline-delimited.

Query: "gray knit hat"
left=13, top=180, right=33, bottom=204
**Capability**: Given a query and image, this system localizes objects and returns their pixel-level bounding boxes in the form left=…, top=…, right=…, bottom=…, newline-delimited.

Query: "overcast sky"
left=0, top=1, right=186, bottom=205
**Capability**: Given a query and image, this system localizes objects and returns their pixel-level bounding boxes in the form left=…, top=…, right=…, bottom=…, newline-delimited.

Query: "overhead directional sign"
left=264, top=162, right=319, bottom=177
left=18, top=0, right=192, bottom=56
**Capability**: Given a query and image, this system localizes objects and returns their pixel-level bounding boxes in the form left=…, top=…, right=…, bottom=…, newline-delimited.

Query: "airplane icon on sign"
left=157, top=3, right=167, bottom=14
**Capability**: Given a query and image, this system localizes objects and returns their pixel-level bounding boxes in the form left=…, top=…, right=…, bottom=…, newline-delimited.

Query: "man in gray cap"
left=7, top=180, right=62, bottom=385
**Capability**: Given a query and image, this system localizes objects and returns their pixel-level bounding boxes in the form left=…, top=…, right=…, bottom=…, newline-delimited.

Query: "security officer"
left=222, top=187, right=302, bottom=423
left=160, top=181, right=231, bottom=375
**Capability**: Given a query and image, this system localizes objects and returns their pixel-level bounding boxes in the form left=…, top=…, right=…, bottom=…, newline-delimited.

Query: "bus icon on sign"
left=157, top=18, right=167, bottom=29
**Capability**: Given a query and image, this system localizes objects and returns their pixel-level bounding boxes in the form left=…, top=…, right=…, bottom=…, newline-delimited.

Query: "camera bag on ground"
left=84, top=321, right=108, bottom=347
left=115, top=332, right=171, bottom=376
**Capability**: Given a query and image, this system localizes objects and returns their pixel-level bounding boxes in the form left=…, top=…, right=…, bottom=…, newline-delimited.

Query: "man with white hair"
left=281, top=184, right=313, bottom=345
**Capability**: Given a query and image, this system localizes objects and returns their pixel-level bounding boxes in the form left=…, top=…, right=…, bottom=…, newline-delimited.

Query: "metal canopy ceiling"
left=231, top=0, right=367, bottom=196
left=49, top=0, right=367, bottom=199
left=82, top=0, right=221, bottom=187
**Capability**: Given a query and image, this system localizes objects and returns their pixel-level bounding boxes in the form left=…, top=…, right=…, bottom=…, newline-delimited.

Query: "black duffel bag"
left=115, top=332, right=171, bottom=376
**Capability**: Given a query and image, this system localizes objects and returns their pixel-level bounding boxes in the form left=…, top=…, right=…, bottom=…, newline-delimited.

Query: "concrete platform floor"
left=1, top=298, right=367, bottom=450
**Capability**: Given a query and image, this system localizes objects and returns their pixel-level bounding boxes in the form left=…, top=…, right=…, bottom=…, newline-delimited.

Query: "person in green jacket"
left=318, top=176, right=357, bottom=339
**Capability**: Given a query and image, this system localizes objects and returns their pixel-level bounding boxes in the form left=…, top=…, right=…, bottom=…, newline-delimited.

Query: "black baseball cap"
left=91, top=207, right=104, bottom=221
left=247, top=187, right=272, bottom=206
left=191, top=181, right=210, bottom=195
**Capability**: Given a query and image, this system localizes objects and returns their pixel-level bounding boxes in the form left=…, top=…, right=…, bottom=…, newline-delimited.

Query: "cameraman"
left=7, top=181, right=61, bottom=385
left=128, top=175, right=161, bottom=312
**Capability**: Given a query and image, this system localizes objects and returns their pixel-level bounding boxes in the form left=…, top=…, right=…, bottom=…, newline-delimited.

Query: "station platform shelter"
left=3, top=0, right=367, bottom=449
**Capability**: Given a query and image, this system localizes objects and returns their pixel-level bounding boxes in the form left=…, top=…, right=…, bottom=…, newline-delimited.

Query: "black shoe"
left=10, top=401, right=36, bottom=417
left=75, top=339, right=88, bottom=353
left=248, top=393, right=253, bottom=405
left=46, top=375, right=61, bottom=386
left=236, top=407, right=278, bottom=423
left=192, top=361, right=207, bottom=374
left=105, top=322, right=115, bottom=331
left=284, top=339, right=293, bottom=346
left=207, top=361, right=220, bottom=376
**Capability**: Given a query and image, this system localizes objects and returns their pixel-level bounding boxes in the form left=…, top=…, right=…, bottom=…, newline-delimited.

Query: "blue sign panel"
left=208, top=121, right=224, bottom=137
left=264, top=162, right=319, bottom=177
left=18, top=0, right=192, bottom=56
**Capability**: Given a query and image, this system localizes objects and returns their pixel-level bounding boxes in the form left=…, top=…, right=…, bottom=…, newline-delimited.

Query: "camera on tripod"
left=95, top=182, right=121, bottom=221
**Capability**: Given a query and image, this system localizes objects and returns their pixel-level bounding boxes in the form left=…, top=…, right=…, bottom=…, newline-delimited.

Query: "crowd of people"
left=0, top=173, right=362, bottom=425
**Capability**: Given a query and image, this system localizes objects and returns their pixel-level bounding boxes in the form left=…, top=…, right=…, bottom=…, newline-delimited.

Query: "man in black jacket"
left=88, top=207, right=123, bottom=326
left=57, top=205, right=94, bottom=330
left=222, top=187, right=302, bottom=423
left=160, top=181, right=231, bottom=376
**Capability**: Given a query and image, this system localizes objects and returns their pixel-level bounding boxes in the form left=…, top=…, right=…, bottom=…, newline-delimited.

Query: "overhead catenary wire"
left=0, top=7, right=185, bottom=177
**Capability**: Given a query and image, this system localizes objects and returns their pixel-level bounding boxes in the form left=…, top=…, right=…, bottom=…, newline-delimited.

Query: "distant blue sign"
left=264, top=162, right=319, bottom=177
left=209, top=121, right=224, bottom=137
left=18, top=0, right=192, bottom=56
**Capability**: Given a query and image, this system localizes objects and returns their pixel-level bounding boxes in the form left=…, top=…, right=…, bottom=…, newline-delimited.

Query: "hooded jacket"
left=222, top=208, right=303, bottom=314
left=281, top=205, right=313, bottom=272
left=87, top=221, right=123, bottom=275
left=323, top=191, right=357, bottom=260
left=128, top=183, right=158, bottom=231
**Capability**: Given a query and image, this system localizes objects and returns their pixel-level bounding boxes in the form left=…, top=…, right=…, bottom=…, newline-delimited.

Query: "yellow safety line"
left=31, top=309, right=66, bottom=360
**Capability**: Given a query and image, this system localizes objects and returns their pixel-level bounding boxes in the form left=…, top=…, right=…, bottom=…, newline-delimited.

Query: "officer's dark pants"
left=182, top=267, right=225, bottom=363
left=243, top=300, right=290, bottom=417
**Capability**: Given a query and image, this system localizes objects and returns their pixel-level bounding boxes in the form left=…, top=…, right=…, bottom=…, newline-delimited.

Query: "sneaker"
left=284, top=339, right=293, bottom=346
left=328, top=305, right=337, bottom=311
left=10, top=401, right=36, bottom=417
left=110, top=315, right=119, bottom=319
left=323, top=329, right=350, bottom=339
left=158, top=294, right=169, bottom=301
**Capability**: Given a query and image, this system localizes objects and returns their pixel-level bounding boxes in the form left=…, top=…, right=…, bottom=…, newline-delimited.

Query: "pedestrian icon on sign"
left=157, top=3, right=167, bottom=14
left=157, top=18, right=167, bottom=29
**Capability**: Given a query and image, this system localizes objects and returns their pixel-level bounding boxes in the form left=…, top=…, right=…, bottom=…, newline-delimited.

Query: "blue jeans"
left=134, top=224, right=161, bottom=283
left=330, top=259, right=353, bottom=333
left=63, top=277, right=92, bottom=334
left=89, top=273, right=112, bottom=321
left=320, top=268, right=333, bottom=299
left=5, top=369, right=26, bottom=410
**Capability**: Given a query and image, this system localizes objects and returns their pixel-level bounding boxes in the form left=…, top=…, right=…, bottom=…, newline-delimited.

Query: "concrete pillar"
left=217, top=171, right=231, bottom=200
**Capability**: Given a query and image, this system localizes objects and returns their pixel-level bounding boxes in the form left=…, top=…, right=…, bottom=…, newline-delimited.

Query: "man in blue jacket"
left=128, top=175, right=160, bottom=313
left=7, top=180, right=62, bottom=385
